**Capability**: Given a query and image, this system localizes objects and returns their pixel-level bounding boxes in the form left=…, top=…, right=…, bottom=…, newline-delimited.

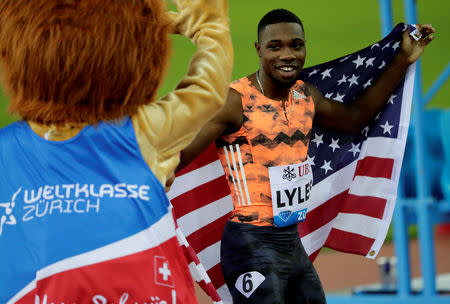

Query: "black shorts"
left=220, top=221, right=326, bottom=304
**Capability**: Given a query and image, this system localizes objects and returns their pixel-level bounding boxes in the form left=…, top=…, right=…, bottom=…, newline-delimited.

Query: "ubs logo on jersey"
left=298, top=162, right=310, bottom=177
left=0, top=187, right=21, bottom=237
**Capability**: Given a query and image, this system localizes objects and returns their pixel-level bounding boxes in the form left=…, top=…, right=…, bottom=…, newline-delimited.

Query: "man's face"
left=256, top=22, right=306, bottom=86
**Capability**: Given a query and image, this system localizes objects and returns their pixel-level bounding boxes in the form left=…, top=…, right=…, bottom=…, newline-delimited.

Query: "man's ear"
left=254, top=42, right=261, bottom=57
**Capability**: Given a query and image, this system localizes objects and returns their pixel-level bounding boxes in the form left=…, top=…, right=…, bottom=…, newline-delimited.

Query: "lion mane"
left=0, top=0, right=172, bottom=124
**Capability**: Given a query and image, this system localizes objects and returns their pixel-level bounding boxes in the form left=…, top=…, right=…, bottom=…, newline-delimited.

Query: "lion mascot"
left=0, top=0, right=232, bottom=303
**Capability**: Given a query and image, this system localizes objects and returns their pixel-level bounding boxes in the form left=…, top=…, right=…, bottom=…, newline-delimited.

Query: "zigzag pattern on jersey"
left=216, top=128, right=311, bottom=150
left=251, top=130, right=312, bottom=148
left=216, top=136, right=249, bottom=149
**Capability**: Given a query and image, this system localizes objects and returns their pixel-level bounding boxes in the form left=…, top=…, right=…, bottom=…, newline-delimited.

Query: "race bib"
left=268, top=160, right=313, bottom=227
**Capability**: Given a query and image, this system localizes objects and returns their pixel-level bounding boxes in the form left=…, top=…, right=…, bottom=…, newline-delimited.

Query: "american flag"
left=168, top=23, right=416, bottom=303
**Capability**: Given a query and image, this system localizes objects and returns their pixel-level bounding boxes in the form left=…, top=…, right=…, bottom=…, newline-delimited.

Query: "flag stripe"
left=186, top=213, right=230, bottom=254
left=299, top=191, right=344, bottom=237
left=333, top=213, right=382, bottom=239
left=168, top=160, right=225, bottom=200
left=301, top=220, right=334, bottom=256
left=176, top=195, right=233, bottom=237
left=355, top=156, right=394, bottom=179
left=308, top=160, right=355, bottom=212
left=349, top=176, right=395, bottom=199
left=217, top=285, right=233, bottom=304
left=197, top=241, right=221, bottom=271
left=177, top=144, right=220, bottom=176
left=171, top=176, right=230, bottom=218
left=361, top=137, right=405, bottom=159
left=300, top=190, right=388, bottom=239
left=340, top=194, right=387, bottom=219
left=207, top=263, right=226, bottom=289
left=325, top=228, right=375, bottom=255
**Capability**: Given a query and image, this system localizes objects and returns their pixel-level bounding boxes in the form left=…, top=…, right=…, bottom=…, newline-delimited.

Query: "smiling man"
left=177, top=8, right=434, bottom=304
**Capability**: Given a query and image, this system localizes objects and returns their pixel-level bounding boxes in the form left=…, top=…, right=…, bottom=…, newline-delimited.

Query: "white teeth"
left=279, top=66, right=294, bottom=72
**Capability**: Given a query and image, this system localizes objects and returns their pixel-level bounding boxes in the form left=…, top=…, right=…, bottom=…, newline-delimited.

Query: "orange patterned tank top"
left=216, top=77, right=315, bottom=226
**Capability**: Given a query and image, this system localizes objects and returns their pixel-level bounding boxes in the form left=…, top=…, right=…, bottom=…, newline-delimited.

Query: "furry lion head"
left=0, top=0, right=172, bottom=124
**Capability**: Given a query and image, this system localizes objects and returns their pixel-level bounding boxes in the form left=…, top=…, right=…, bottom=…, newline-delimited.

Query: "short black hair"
left=257, top=9, right=304, bottom=41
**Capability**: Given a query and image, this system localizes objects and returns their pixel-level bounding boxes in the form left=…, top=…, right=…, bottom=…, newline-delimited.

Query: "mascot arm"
left=132, top=0, right=233, bottom=187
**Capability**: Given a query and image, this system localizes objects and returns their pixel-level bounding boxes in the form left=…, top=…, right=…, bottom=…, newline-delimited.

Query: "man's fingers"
left=419, top=24, right=435, bottom=37
left=421, top=24, right=435, bottom=31
left=422, top=34, right=434, bottom=46
left=418, top=24, right=435, bottom=46
left=407, top=24, right=435, bottom=47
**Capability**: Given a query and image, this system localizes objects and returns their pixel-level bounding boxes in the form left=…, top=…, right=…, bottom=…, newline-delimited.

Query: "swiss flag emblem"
left=154, top=256, right=174, bottom=287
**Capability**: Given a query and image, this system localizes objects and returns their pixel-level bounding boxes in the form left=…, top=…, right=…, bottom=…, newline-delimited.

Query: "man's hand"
left=400, top=24, right=435, bottom=65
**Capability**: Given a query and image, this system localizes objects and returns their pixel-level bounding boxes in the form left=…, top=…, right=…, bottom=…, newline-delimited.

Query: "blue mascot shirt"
left=0, top=118, right=194, bottom=303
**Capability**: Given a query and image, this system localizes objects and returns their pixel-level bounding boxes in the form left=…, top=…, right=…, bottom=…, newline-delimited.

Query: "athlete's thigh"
left=220, top=222, right=287, bottom=303
left=301, top=265, right=327, bottom=304
left=285, top=241, right=326, bottom=304
left=226, top=269, right=285, bottom=304
left=285, top=264, right=326, bottom=304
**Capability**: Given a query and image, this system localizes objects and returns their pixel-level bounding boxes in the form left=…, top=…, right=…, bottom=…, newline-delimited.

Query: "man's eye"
left=268, top=45, right=280, bottom=50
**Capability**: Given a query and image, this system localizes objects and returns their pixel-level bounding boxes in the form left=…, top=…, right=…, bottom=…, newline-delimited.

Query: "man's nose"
left=280, top=48, right=296, bottom=60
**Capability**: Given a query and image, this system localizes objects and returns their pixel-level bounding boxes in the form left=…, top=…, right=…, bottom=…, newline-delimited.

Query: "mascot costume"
left=0, top=0, right=232, bottom=303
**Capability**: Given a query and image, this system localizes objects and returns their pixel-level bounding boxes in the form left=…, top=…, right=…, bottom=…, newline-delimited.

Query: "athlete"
left=0, top=0, right=232, bottom=302
left=178, top=8, right=434, bottom=304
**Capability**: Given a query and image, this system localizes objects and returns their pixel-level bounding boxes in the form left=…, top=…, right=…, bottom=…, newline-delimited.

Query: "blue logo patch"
left=278, top=210, right=292, bottom=222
